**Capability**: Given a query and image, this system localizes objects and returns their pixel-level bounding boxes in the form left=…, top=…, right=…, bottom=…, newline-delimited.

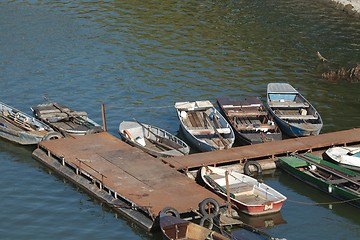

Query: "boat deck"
left=32, top=132, right=224, bottom=230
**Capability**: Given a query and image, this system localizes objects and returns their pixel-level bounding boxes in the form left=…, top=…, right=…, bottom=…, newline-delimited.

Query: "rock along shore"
left=326, top=0, right=360, bottom=17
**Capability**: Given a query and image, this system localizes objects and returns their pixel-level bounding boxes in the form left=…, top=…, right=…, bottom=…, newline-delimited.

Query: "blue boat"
left=266, top=83, right=323, bottom=137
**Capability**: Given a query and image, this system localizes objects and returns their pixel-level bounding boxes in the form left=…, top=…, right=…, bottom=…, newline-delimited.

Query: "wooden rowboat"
left=159, top=212, right=230, bottom=240
left=119, top=120, right=190, bottom=158
left=32, top=102, right=103, bottom=136
left=217, top=97, right=282, bottom=145
left=325, top=146, right=360, bottom=172
left=175, top=100, right=235, bottom=152
left=0, top=100, right=61, bottom=145
left=200, top=166, right=287, bottom=216
left=266, top=83, right=323, bottom=137
left=278, top=154, right=360, bottom=208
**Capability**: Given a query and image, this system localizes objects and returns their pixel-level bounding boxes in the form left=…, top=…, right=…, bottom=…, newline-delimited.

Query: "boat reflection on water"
left=236, top=211, right=286, bottom=229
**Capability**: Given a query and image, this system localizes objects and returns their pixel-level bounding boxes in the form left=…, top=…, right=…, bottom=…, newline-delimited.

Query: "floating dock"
left=163, top=128, right=360, bottom=171
left=32, top=128, right=360, bottom=231
left=32, top=132, right=224, bottom=231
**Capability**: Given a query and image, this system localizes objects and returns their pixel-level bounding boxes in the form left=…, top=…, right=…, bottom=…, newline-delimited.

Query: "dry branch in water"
left=317, top=51, right=328, bottom=62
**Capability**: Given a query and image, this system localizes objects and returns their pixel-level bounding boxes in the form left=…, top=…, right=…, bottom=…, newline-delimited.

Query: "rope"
left=286, top=197, right=360, bottom=205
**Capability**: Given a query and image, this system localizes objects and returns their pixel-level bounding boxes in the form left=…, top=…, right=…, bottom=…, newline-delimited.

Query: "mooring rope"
left=286, top=197, right=360, bottom=205
left=108, top=105, right=173, bottom=109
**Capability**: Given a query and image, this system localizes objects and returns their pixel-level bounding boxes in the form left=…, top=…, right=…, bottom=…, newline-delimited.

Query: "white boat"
left=266, top=83, right=323, bottom=137
left=175, top=100, right=235, bottom=152
left=32, top=102, right=103, bottom=136
left=119, top=120, right=190, bottom=158
left=200, top=166, right=287, bottom=216
left=325, top=146, right=360, bottom=171
left=0, top=100, right=61, bottom=145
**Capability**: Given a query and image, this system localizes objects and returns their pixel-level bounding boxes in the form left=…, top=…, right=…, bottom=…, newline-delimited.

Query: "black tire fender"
left=243, top=161, right=262, bottom=176
left=161, top=207, right=180, bottom=218
left=199, top=198, right=220, bottom=216
left=43, top=131, right=63, bottom=141
left=199, top=214, right=214, bottom=230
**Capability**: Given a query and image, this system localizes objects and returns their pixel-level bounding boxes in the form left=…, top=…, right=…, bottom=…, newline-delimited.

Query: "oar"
left=202, top=111, right=229, bottom=149
left=133, top=119, right=187, bottom=155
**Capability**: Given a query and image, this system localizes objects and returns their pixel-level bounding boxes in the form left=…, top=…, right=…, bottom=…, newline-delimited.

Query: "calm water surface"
left=0, top=1, right=359, bottom=239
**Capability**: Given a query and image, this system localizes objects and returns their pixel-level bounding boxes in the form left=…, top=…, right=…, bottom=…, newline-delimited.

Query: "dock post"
left=101, top=103, right=107, bottom=132
left=225, top=171, right=232, bottom=214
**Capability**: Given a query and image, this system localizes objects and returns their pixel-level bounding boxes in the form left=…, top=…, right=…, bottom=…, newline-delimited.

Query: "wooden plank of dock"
left=163, top=128, right=360, bottom=170
left=32, top=132, right=225, bottom=230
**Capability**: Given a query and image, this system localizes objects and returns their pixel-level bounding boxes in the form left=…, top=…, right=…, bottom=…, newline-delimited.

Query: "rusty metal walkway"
left=32, top=132, right=224, bottom=231
left=162, top=128, right=360, bottom=170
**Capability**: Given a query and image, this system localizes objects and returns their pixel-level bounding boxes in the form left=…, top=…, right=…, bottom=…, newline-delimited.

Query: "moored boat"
left=199, top=166, right=287, bottom=216
left=174, top=100, right=235, bottom=152
left=278, top=154, right=360, bottom=208
left=119, top=120, right=190, bottom=158
left=216, top=97, right=282, bottom=145
left=266, top=83, right=323, bottom=137
left=0, top=100, right=61, bottom=145
left=32, top=102, right=103, bottom=136
left=325, top=146, right=360, bottom=171
left=159, top=212, right=230, bottom=240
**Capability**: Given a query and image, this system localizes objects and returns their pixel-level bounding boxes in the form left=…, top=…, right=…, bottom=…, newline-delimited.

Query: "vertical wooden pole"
left=225, top=171, right=232, bottom=214
left=101, top=103, right=107, bottom=132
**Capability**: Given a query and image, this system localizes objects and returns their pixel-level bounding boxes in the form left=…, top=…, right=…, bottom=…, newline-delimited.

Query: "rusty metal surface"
left=36, top=132, right=225, bottom=217
left=163, top=128, right=360, bottom=170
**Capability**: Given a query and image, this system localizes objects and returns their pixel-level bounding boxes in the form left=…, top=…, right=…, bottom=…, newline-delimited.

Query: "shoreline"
left=326, top=0, right=360, bottom=17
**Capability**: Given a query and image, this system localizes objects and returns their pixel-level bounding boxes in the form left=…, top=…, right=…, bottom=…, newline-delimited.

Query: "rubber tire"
left=199, top=198, right=220, bottom=216
left=43, top=132, right=63, bottom=141
left=199, top=214, right=214, bottom=230
left=161, top=207, right=180, bottom=218
left=243, top=161, right=262, bottom=176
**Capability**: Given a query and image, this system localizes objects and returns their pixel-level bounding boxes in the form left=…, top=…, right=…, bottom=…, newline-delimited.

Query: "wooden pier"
left=31, top=128, right=360, bottom=231
left=163, top=128, right=360, bottom=171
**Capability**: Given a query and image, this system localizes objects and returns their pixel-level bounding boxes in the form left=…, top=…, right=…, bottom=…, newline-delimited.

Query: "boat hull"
left=266, top=83, right=323, bottom=138
left=325, top=147, right=360, bottom=172
left=159, top=212, right=229, bottom=240
left=216, top=97, right=282, bottom=145
left=0, top=126, right=44, bottom=145
left=0, top=101, right=57, bottom=145
left=279, top=155, right=360, bottom=208
left=175, top=101, right=235, bottom=152
left=119, top=120, right=190, bottom=158
left=200, top=166, right=287, bottom=216
left=32, top=103, right=103, bottom=136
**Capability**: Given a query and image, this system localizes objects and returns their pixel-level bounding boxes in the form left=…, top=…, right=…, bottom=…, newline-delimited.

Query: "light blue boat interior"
left=269, top=94, right=296, bottom=101
left=353, top=152, right=360, bottom=157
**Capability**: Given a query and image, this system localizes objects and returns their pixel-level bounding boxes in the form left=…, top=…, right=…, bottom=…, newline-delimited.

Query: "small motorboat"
left=32, top=102, right=103, bottom=136
left=325, top=146, right=360, bottom=171
left=200, top=166, right=287, bottom=216
left=175, top=100, right=235, bottom=152
left=119, top=120, right=190, bottom=158
left=159, top=212, right=230, bottom=240
left=217, top=97, right=282, bottom=145
left=266, top=83, right=323, bottom=137
left=279, top=153, right=360, bottom=208
left=0, top=100, right=61, bottom=145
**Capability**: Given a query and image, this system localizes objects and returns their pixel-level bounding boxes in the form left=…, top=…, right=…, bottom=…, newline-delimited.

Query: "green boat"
left=278, top=154, right=360, bottom=208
